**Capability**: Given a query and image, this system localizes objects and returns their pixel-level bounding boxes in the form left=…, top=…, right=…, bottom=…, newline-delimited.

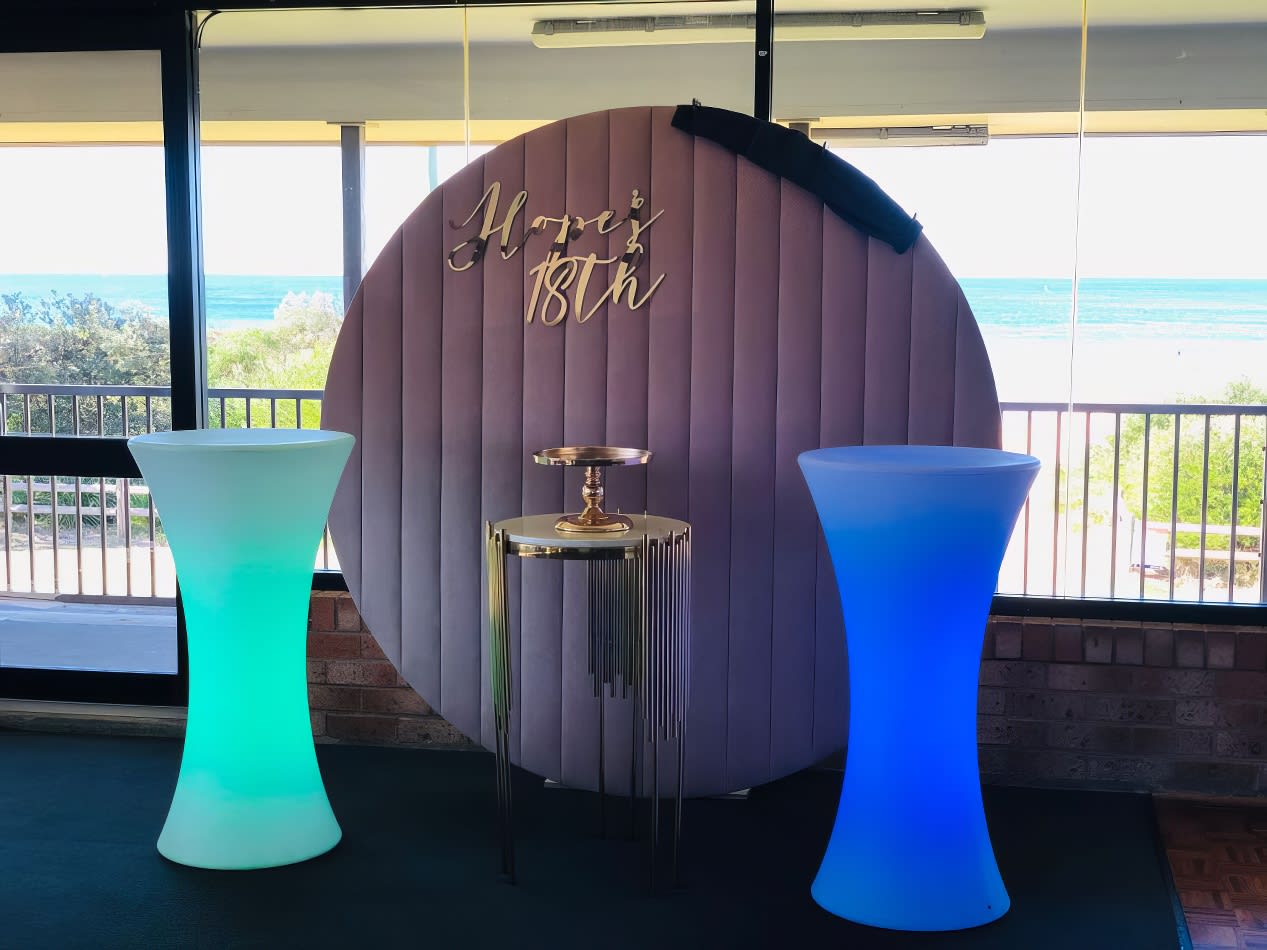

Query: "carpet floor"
left=0, top=733, right=1189, bottom=949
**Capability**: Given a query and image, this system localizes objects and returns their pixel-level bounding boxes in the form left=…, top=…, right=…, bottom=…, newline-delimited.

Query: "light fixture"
left=810, top=124, right=990, bottom=147
left=530, top=11, right=987, bottom=48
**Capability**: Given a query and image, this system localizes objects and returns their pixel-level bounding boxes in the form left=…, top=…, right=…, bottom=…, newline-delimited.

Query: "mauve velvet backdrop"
left=323, top=105, right=1001, bottom=796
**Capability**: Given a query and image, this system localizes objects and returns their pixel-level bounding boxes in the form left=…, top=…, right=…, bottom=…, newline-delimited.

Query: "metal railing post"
left=1259, top=435, right=1267, bottom=602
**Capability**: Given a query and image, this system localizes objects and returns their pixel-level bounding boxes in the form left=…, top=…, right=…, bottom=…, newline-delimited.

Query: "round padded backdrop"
left=323, top=105, right=1001, bottom=797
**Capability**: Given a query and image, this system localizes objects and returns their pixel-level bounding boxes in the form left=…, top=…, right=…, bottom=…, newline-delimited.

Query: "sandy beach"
left=986, top=335, right=1267, bottom=404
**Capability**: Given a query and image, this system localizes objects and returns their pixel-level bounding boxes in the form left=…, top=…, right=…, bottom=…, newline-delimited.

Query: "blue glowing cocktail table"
left=129, top=428, right=354, bottom=870
left=799, top=445, right=1039, bottom=931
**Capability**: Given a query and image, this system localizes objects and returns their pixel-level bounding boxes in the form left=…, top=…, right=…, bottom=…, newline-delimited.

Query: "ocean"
left=0, top=273, right=344, bottom=330
left=1, top=273, right=1265, bottom=342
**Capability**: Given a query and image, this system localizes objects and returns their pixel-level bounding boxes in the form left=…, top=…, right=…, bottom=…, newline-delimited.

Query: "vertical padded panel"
left=399, top=200, right=444, bottom=704
left=862, top=238, right=914, bottom=445
left=559, top=111, right=610, bottom=789
left=907, top=238, right=959, bottom=445
left=725, top=160, right=780, bottom=787
left=604, top=107, right=652, bottom=511
left=519, top=120, right=568, bottom=777
left=325, top=106, right=1006, bottom=795
left=813, top=214, right=869, bottom=755
left=954, top=291, right=1003, bottom=450
left=686, top=137, right=737, bottom=790
left=646, top=106, right=693, bottom=523
left=480, top=139, right=528, bottom=748
left=438, top=162, right=486, bottom=734
left=770, top=181, right=824, bottom=778
left=359, top=233, right=404, bottom=664
left=602, top=107, right=653, bottom=786
left=323, top=294, right=363, bottom=610
left=645, top=106, right=695, bottom=789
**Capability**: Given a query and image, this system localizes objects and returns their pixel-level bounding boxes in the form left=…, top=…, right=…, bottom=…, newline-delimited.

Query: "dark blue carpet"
left=0, top=732, right=1188, bottom=949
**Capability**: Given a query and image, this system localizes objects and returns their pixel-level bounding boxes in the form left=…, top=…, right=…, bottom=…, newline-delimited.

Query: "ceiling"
left=198, top=1, right=1267, bottom=48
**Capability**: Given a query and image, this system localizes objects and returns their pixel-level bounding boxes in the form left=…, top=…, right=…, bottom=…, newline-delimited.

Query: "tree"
left=1090, top=379, right=1266, bottom=570
left=206, top=290, right=341, bottom=428
left=0, top=292, right=170, bottom=435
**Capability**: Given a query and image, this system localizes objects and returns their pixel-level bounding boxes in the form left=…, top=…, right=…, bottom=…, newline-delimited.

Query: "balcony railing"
left=0, top=383, right=332, bottom=600
left=999, top=401, right=1266, bottom=604
left=2, top=383, right=1265, bottom=606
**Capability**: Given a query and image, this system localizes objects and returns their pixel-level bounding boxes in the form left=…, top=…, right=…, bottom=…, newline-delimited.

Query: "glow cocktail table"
left=129, top=428, right=354, bottom=870
left=799, top=445, right=1039, bottom=931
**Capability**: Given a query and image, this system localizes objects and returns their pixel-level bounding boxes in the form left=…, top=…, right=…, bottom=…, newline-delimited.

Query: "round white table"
left=799, top=445, right=1039, bottom=931
left=486, top=513, right=691, bottom=887
left=129, top=428, right=353, bottom=870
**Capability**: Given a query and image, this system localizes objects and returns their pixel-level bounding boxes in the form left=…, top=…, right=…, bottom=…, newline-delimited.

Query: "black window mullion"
left=754, top=0, right=773, bottom=121
left=161, top=10, right=207, bottom=433
left=0, top=9, right=196, bottom=707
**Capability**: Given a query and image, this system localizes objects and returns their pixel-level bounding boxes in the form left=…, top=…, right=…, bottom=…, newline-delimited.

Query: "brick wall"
left=306, top=592, right=472, bottom=749
left=309, top=592, right=1267, bottom=796
left=980, top=617, right=1267, bottom=797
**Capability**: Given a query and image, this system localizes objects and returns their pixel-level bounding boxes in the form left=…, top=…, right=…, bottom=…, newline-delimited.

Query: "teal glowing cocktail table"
left=799, top=445, right=1039, bottom=931
left=129, top=428, right=354, bottom=870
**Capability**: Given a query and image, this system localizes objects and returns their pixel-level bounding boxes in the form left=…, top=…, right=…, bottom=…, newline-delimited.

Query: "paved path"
left=0, top=598, right=176, bottom=673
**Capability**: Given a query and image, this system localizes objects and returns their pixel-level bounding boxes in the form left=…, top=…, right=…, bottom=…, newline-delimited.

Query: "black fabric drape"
left=671, top=104, right=923, bottom=254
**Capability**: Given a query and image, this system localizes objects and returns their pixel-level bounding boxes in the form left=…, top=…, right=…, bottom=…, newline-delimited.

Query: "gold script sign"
left=447, top=182, right=666, bottom=326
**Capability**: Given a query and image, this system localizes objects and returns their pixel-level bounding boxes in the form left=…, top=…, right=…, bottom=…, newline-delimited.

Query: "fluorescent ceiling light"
left=810, top=125, right=990, bottom=147
left=530, top=11, right=987, bottom=48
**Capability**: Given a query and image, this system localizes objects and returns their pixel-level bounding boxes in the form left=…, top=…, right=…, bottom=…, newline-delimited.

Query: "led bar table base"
left=129, top=429, right=354, bottom=870
left=799, top=445, right=1039, bottom=931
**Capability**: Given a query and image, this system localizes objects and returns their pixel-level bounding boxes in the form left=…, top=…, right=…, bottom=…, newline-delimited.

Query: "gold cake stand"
left=533, top=446, right=652, bottom=533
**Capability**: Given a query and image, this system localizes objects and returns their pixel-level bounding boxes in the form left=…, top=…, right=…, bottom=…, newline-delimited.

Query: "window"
left=0, top=43, right=182, bottom=688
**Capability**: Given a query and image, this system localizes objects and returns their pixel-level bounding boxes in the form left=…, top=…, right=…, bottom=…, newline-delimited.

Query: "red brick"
left=1084, top=629, right=1113, bottom=664
left=979, top=661, right=1046, bottom=689
left=307, top=632, right=361, bottom=660
left=1175, top=628, right=1206, bottom=669
left=1131, top=726, right=1211, bottom=756
left=1205, top=631, right=1236, bottom=670
left=978, top=747, right=1008, bottom=778
left=1081, top=754, right=1171, bottom=786
left=1213, top=670, right=1267, bottom=701
left=360, top=687, right=432, bottom=716
left=1174, top=698, right=1262, bottom=729
left=359, top=633, right=388, bottom=661
left=1046, top=722, right=1133, bottom=753
left=396, top=717, right=472, bottom=747
left=1214, top=731, right=1267, bottom=758
left=978, top=687, right=1005, bottom=716
left=1053, top=623, right=1083, bottom=662
left=325, top=713, right=400, bottom=744
left=1115, top=628, right=1144, bottom=665
left=1001, top=749, right=1169, bottom=787
left=310, top=710, right=327, bottom=737
left=977, top=717, right=1045, bottom=746
left=977, top=715, right=1009, bottom=744
left=308, top=684, right=362, bottom=712
left=1131, top=669, right=1215, bottom=697
left=307, top=660, right=328, bottom=685
left=335, top=598, right=363, bottom=632
left=1143, top=626, right=1174, bottom=667
left=325, top=659, right=400, bottom=688
left=1004, top=690, right=1085, bottom=721
left=1084, top=696, right=1174, bottom=724
left=1046, top=663, right=1133, bottom=693
left=1235, top=632, right=1267, bottom=671
left=1021, top=621, right=1053, bottom=661
left=994, top=621, right=1022, bottom=659
left=308, top=596, right=336, bottom=632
